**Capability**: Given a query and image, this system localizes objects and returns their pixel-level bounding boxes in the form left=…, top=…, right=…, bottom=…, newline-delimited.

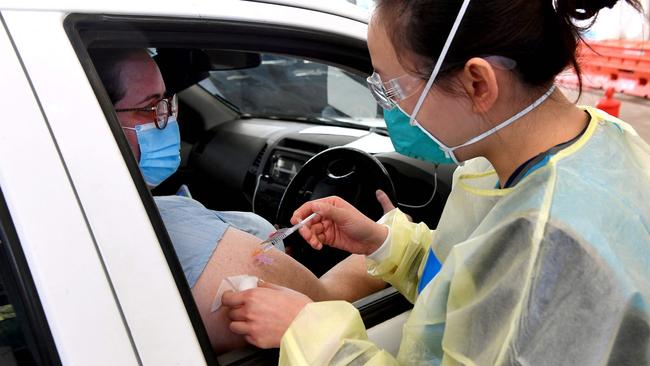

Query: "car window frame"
left=64, top=13, right=411, bottom=363
left=64, top=14, right=220, bottom=366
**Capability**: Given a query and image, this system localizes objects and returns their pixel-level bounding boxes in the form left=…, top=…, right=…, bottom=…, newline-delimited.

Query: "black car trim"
left=353, top=287, right=412, bottom=329
left=70, top=14, right=371, bottom=75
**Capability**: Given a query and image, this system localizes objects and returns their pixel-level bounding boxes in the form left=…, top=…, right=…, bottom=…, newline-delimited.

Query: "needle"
left=254, top=212, right=319, bottom=254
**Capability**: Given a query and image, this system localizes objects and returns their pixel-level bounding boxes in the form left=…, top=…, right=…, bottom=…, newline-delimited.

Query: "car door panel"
left=3, top=10, right=209, bottom=365
left=0, top=12, right=140, bottom=365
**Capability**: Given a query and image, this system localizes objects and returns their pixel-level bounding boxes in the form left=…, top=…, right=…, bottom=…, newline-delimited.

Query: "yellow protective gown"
left=279, top=107, right=650, bottom=365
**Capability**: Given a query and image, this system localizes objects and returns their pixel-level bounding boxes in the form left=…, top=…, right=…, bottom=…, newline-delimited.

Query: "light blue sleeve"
left=212, top=211, right=284, bottom=251
left=154, top=196, right=230, bottom=288
left=154, top=196, right=283, bottom=288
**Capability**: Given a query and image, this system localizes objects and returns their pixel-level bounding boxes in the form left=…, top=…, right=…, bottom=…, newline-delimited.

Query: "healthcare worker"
left=221, top=0, right=650, bottom=364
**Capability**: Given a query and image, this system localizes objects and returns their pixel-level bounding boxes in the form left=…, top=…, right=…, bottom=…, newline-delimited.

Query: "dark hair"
left=375, top=0, right=643, bottom=92
left=88, top=48, right=146, bottom=104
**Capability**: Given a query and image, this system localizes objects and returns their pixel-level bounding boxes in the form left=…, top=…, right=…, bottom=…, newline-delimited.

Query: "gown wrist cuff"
left=367, top=225, right=391, bottom=262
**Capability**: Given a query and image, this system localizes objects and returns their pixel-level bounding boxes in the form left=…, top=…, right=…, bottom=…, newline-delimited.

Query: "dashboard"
left=188, top=118, right=456, bottom=230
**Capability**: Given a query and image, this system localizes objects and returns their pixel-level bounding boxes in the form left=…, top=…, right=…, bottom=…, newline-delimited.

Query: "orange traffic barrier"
left=557, top=40, right=650, bottom=98
left=596, top=87, right=621, bottom=117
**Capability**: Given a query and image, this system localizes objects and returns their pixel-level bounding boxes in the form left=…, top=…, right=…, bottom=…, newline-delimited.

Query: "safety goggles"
left=367, top=56, right=517, bottom=111
left=366, top=72, right=422, bottom=110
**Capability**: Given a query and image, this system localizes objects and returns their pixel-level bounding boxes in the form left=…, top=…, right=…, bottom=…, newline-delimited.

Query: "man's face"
left=114, top=52, right=167, bottom=161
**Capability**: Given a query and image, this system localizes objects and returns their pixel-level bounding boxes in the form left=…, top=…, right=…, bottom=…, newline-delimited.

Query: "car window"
left=199, top=54, right=385, bottom=128
left=78, top=18, right=401, bottom=360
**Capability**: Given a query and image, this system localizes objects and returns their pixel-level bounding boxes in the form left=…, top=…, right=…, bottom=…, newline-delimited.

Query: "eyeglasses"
left=116, top=94, right=178, bottom=130
left=366, top=72, right=423, bottom=110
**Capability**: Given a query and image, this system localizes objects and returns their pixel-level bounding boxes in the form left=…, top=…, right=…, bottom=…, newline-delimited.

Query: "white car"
left=0, top=1, right=455, bottom=364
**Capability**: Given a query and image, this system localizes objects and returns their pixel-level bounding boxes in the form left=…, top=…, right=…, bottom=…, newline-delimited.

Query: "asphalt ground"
left=562, top=87, right=650, bottom=144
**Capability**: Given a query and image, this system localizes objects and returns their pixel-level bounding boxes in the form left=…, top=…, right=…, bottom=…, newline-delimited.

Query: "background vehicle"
left=0, top=1, right=454, bottom=364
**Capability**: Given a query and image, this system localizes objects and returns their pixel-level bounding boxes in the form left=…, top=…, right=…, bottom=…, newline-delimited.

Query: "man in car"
left=88, top=48, right=387, bottom=353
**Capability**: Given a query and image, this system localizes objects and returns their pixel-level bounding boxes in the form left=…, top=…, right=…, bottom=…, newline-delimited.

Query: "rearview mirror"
left=204, top=50, right=261, bottom=70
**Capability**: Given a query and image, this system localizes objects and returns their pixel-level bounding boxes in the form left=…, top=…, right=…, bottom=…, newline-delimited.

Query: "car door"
left=0, top=11, right=148, bottom=366
left=1, top=8, right=212, bottom=365
left=66, top=3, right=413, bottom=363
left=3, top=2, right=417, bottom=364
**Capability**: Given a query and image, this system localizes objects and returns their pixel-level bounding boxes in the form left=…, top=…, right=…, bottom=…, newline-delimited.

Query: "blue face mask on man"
left=123, top=118, right=181, bottom=186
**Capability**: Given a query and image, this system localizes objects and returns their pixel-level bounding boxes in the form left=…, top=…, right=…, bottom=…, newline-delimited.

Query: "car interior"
left=67, top=13, right=457, bottom=364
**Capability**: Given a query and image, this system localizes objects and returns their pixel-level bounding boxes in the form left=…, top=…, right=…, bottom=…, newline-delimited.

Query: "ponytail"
left=555, top=0, right=643, bottom=21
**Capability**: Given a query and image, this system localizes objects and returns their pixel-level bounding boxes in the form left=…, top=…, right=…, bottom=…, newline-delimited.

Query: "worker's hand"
left=376, top=189, right=411, bottom=221
left=222, top=281, right=312, bottom=349
left=376, top=189, right=396, bottom=214
left=291, top=195, right=388, bottom=255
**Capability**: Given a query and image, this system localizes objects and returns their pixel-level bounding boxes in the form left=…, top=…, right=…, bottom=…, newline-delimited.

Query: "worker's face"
left=367, top=17, right=477, bottom=154
left=114, top=53, right=167, bottom=161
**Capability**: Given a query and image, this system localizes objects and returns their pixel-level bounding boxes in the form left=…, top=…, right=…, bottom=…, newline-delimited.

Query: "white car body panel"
left=245, top=0, right=371, bottom=22
left=0, top=15, right=140, bottom=365
left=0, top=0, right=367, bottom=42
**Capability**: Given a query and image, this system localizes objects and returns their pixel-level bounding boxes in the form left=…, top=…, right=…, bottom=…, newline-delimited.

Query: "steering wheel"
left=276, top=147, right=396, bottom=276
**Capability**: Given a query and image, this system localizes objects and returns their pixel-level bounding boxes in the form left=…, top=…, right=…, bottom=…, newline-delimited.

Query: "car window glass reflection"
left=200, top=54, right=383, bottom=126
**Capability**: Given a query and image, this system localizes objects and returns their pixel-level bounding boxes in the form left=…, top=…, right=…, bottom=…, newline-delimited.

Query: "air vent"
left=278, top=138, right=327, bottom=155
left=252, top=144, right=268, bottom=168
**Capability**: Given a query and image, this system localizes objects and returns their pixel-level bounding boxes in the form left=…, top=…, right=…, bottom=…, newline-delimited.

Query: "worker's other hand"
left=291, top=195, right=388, bottom=255
left=222, top=281, right=312, bottom=349
left=375, top=189, right=396, bottom=214
left=376, top=189, right=412, bottom=221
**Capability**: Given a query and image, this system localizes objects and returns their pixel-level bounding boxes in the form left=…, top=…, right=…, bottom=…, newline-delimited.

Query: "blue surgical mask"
left=383, top=105, right=455, bottom=164
left=124, top=118, right=181, bottom=187
left=383, top=80, right=555, bottom=166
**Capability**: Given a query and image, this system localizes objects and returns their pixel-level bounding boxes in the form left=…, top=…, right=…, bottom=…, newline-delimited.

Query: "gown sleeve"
left=366, top=209, right=434, bottom=303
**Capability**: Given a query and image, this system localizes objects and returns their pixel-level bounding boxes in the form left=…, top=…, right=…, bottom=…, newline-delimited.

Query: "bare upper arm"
left=190, top=226, right=326, bottom=353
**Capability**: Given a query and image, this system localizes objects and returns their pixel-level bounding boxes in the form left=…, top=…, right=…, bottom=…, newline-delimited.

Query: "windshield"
left=199, top=54, right=385, bottom=128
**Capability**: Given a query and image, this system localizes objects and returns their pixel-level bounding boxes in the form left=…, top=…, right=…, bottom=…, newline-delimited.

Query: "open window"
left=66, top=13, right=419, bottom=363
